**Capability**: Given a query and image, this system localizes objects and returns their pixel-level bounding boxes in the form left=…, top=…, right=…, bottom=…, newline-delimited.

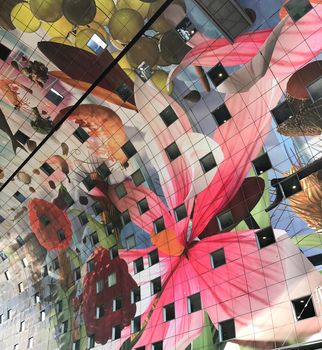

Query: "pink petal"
left=191, top=78, right=283, bottom=239
left=189, top=230, right=322, bottom=341
left=134, top=255, right=206, bottom=349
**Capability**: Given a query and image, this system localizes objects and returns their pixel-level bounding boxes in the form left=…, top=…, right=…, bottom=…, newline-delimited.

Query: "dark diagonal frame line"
left=0, top=0, right=174, bottom=193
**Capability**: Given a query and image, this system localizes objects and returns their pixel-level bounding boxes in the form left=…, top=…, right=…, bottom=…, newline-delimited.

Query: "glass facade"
left=0, top=1, right=321, bottom=349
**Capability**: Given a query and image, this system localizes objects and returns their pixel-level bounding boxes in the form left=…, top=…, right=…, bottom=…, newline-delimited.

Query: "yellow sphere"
left=42, top=16, right=74, bottom=37
left=117, top=0, right=150, bottom=18
left=111, top=52, right=132, bottom=70
left=29, top=0, right=63, bottom=22
left=50, top=37, right=74, bottom=46
left=75, top=24, right=107, bottom=53
left=150, top=70, right=174, bottom=95
left=108, top=8, right=144, bottom=43
left=11, top=3, right=41, bottom=33
left=94, top=0, right=115, bottom=25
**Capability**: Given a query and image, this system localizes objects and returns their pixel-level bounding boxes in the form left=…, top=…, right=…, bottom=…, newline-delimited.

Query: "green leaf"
left=191, top=313, right=219, bottom=350
left=291, top=234, right=322, bottom=249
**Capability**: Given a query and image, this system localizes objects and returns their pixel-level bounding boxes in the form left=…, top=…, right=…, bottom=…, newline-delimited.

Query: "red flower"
left=28, top=198, right=72, bottom=250
left=81, top=247, right=138, bottom=345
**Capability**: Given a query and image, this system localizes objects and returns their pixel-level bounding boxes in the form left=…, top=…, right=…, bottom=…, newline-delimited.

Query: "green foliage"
left=291, top=233, right=322, bottom=249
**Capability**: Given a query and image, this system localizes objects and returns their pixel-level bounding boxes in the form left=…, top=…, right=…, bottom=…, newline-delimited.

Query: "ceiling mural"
left=0, top=1, right=321, bottom=350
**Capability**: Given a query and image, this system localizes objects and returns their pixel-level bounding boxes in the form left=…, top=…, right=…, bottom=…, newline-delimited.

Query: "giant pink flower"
left=90, top=7, right=322, bottom=349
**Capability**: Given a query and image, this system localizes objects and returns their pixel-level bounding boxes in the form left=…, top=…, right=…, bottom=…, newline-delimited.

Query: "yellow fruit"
left=112, top=52, right=132, bottom=70
left=123, top=68, right=136, bottom=81
left=29, top=0, right=63, bottom=22
left=11, top=3, right=41, bottom=33
left=42, top=16, right=74, bottom=37
left=117, top=0, right=150, bottom=18
left=50, top=37, right=74, bottom=46
left=108, top=9, right=144, bottom=43
left=150, top=70, right=174, bottom=95
left=75, top=24, right=107, bottom=53
left=94, top=0, right=115, bottom=25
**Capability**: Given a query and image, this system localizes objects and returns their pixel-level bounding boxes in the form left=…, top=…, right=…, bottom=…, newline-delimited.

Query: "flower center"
left=150, top=228, right=185, bottom=257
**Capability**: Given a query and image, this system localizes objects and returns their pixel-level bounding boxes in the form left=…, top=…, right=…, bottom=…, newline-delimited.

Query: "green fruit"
left=126, top=37, right=159, bottom=68
left=30, top=0, right=63, bottom=22
left=150, top=70, right=173, bottom=95
left=108, top=8, right=143, bottom=43
left=62, top=0, right=96, bottom=25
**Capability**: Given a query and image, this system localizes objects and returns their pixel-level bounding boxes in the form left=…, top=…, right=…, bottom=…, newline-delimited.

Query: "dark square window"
left=112, top=325, right=121, bottom=340
left=280, top=174, right=302, bottom=198
left=131, top=286, right=141, bottom=303
left=45, top=88, right=64, bottom=106
left=96, top=279, right=104, bottom=293
left=307, top=76, right=322, bottom=103
left=255, top=226, right=276, bottom=249
left=88, top=335, right=95, bottom=349
left=152, top=341, right=163, bottom=350
left=96, top=162, right=111, bottom=179
left=83, top=175, right=95, bottom=191
left=131, top=169, right=145, bottom=186
left=41, top=310, right=47, bottom=322
left=176, top=17, right=197, bottom=42
left=78, top=212, right=89, bottom=226
left=174, top=204, right=187, bottom=222
left=210, top=248, right=226, bottom=269
left=92, top=202, right=103, bottom=215
left=163, top=303, right=175, bottom=322
left=60, top=191, right=74, bottom=209
left=4, top=270, right=10, bottom=280
left=131, top=315, right=141, bottom=333
left=219, top=318, right=236, bottom=342
left=135, top=346, right=145, bottom=350
left=121, top=141, right=137, bottom=158
left=90, top=232, right=99, bottom=246
left=14, top=130, right=29, bottom=145
left=134, top=257, right=144, bottom=274
left=136, top=62, right=153, bottom=82
left=17, top=282, right=23, bottom=293
left=153, top=216, right=165, bottom=233
left=200, top=152, right=217, bottom=173
left=138, top=198, right=149, bottom=215
left=188, top=293, right=201, bottom=313
left=13, top=191, right=26, bottom=203
left=165, top=142, right=181, bottom=161
left=271, top=100, right=294, bottom=126
left=108, top=272, right=117, bottom=287
left=16, top=235, right=25, bottom=247
left=42, top=265, right=48, bottom=277
left=113, top=297, right=122, bottom=311
left=121, top=210, right=131, bottom=226
left=53, top=257, right=59, bottom=270
left=110, top=245, right=119, bottom=260
left=0, top=43, right=11, bottom=61
left=73, top=127, right=90, bottom=143
left=87, top=33, right=107, bottom=55
left=40, top=214, right=50, bottom=226
left=212, top=103, right=231, bottom=126
left=74, top=267, right=81, bottom=281
left=160, top=106, right=178, bottom=127
left=284, top=0, right=312, bottom=22
left=56, top=300, right=63, bottom=313
left=57, top=229, right=66, bottom=241
left=105, top=222, right=114, bottom=235
left=151, top=277, right=162, bottom=295
left=148, top=249, right=159, bottom=266
left=126, top=234, right=136, bottom=249
left=73, top=340, right=80, bottom=350
left=115, top=82, right=133, bottom=101
left=40, top=162, right=54, bottom=176
left=96, top=305, right=104, bottom=319
left=207, top=62, right=229, bottom=87
left=115, top=183, right=127, bottom=199
left=87, top=259, right=95, bottom=273
left=252, top=153, right=272, bottom=176
left=0, top=215, right=5, bottom=224
left=292, top=295, right=316, bottom=321
left=217, top=210, right=234, bottom=231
